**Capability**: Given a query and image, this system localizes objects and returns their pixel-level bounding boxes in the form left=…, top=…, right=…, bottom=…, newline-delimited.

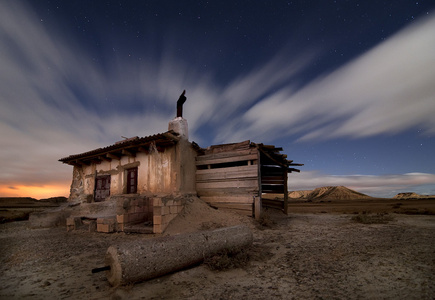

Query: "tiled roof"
left=59, top=131, right=180, bottom=165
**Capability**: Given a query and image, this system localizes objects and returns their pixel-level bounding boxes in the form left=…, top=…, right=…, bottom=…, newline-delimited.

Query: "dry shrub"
left=204, top=246, right=250, bottom=271
left=257, top=210, right=276, bottom=229
left=352, top=212, right=395, bottom=224
left=400, top=208, right=435, bottom=215
left=392, top=203, right=403, bottom=209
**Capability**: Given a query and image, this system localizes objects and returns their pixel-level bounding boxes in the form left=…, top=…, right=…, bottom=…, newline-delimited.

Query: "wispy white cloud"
left=289, top=171, right=435, bottom=197
left=216, top=13, right=435, bottom=143
left=1, top=1, right=434, bottom=198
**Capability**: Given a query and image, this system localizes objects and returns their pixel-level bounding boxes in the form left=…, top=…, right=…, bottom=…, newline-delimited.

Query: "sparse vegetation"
left=352, top=212, right=395, bottom=224
left=203, top=246, right=250, bottom=271
left=392, top=203, right=402, bottom=209
left=256, top=209, right=276, bottom=229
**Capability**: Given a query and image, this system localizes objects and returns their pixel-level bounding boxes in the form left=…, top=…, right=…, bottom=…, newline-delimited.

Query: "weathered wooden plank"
left=254, top=196, right=261, bottom=220
left=204, top=140, right=251, bottom=154
left=262, top=198, right=284, bottom=210
left=197, top=149, right=256, bottom=161
left=208, top=202, right=253, bottom=211
left=196, top=153, right=258, bottom=166
left=197, top=179, right=259, bottom=190
left=196, top=187, right=259, bottom=196
left=284, top=169, right=289, bottom=214
left=196, top=165, right=258, bottom=181
left=199, top=196, right=254, bottom=204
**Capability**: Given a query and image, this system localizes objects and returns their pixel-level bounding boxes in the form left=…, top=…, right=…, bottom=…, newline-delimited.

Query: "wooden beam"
left=258, top=148, right=288, bottom=168
left=196, top=149, right=256, bottom=162
left=284, top=169, right=289, bottom=214
left=122, top=149, right=135, bottom=157
left=199, top=195, right=254, bottom=204
left=196, top=179, right=259, bottom=190
left=196, top=187, right=259, bottom=196
left=137, top=146, right=149, bottom=154
left=99, top=155, right=112, bottom=162
left=75, top=160, right=90, bottom=166
left=196, top=165, right=258, bottom=181
left=90, top=158, right=102, bottom=164
left=196, top=153, right=258, bottom=166
left=107, top=153, right=120, bottom=160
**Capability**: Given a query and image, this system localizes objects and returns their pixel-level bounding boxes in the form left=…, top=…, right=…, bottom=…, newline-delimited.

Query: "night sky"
left=1, top=0, right=435, bottom=198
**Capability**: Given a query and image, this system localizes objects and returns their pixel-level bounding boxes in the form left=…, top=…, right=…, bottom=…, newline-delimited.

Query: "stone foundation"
left=66, top=194, right=188, bottom=234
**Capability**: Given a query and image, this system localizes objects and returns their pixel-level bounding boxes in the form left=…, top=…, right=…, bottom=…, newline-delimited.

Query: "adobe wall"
left=68, top=145, right=178, bottom=203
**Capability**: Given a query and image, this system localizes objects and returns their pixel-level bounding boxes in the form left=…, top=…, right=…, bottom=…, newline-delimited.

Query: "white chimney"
left=168, top=117, right=188, bottom=140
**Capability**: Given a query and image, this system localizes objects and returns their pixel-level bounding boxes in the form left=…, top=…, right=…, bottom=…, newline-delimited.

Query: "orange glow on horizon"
left=0, top=184, right=69, bottom=199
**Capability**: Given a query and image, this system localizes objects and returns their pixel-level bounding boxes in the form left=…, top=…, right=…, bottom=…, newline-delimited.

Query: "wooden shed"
left=196, top=140, right=302, bottom=218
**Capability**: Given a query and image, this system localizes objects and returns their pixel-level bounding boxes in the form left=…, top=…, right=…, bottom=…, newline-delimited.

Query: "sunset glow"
left=0, top=184, right=69, bottom=200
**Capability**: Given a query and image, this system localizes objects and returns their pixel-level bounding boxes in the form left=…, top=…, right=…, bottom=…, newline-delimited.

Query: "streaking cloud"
left=216, top=14, right=435, bottom=143
left=0, top=1, right=434, bottom=198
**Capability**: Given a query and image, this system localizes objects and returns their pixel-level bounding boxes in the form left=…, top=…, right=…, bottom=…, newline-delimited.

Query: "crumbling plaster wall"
left=68, top=146, right=179, bottom=203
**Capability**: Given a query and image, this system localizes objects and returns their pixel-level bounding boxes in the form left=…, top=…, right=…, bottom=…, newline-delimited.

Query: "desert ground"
left=1, top=197, right=434, bottom=299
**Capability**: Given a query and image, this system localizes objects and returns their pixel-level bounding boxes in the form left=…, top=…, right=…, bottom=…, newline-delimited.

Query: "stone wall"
left=66, top=194, right=187, bottom=234
left=152, top=195, right=187, bottom=234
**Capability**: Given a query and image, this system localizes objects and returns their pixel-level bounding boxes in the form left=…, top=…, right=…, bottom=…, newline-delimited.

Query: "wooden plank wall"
left=260, top=158, right=287, bottom=211
left=196, top=148, right=259, bottom=215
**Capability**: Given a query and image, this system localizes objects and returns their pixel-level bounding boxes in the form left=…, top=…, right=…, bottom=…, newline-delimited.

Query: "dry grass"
left=256, top=209, right=276, bottom=229
left=203, top=246, right=250, bottom=271
left=351, top=212, right=395, bottom=224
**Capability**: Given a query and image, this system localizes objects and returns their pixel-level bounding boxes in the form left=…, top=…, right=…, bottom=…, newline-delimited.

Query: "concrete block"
left=153, top=224, right=163, bottom=234
left=153, top=198, right=162, bottom=206
left=117, top=214, right=127, bottom=224
left=97, top=222, right=115, bottom=233
left=97, top=223, right=109, bottom=232
left=151, top=206, right=163, bottom=216
left=153, top=215, right=162, bottom=225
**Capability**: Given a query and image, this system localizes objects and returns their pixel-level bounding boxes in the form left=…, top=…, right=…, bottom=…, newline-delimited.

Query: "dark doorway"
left=127, top=167, right=138, bottom=194
left=94, top=175, right=111, bottom=202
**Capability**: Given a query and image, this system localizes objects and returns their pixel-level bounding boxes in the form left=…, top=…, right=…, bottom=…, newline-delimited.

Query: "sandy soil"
left=1, top=199, right=434, bottom=299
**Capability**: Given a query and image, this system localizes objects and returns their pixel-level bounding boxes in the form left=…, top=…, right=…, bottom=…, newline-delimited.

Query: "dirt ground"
left=1, top=199, right=434, bottom=299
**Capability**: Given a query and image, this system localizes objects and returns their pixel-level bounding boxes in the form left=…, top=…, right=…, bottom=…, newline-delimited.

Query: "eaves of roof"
left=59, top=131, right=180, bottom=165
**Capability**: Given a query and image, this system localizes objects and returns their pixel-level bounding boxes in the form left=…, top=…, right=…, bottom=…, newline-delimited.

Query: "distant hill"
left=393, top=192, right=435, bottom=199
left=290, top=186, right=372, bottom=201
left=0, top=197, right=67, bottom=208
left=0, top=197, right=67, bottom=223
left=288, top=190, right=312, bottom=199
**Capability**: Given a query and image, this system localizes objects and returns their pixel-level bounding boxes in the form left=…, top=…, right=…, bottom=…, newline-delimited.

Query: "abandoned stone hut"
left=59, top=98, right=302, bottom=234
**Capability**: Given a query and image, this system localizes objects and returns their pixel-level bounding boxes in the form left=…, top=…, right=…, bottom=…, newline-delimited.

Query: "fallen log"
left=102, top=225, right=253, bottom=286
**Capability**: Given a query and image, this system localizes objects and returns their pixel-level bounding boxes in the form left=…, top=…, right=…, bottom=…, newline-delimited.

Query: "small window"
left=126, top=167, right=138, bottom=194
left=94, top=175, right=110, bottom=202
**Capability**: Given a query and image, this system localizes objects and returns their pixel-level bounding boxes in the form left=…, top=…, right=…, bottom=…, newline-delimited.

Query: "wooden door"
left=94, top=175, right=111, bottom=202
left=127, top=167, right=138, bottom=194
